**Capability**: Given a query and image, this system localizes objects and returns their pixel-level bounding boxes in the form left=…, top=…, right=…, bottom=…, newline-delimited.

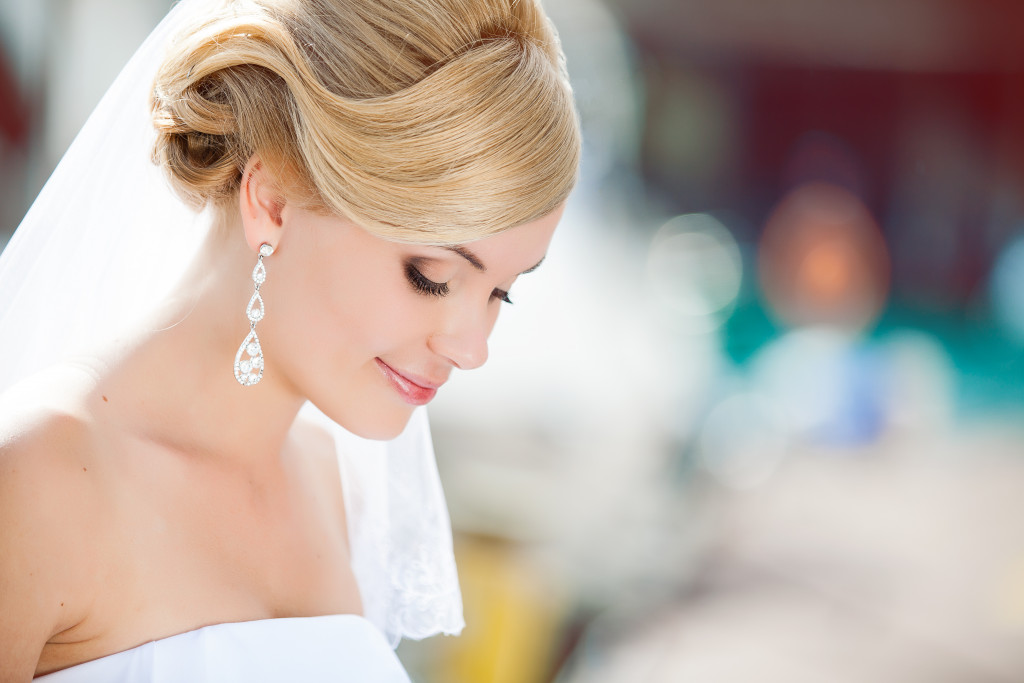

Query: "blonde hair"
left=151, top=0, right=580, bottom=244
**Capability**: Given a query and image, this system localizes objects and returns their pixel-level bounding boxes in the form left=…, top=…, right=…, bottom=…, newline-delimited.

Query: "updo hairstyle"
left=151, top=0, right=581, bottom=244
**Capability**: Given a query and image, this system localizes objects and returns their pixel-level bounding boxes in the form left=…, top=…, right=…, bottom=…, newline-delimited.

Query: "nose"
left=428, top=305, right=491, bottom=371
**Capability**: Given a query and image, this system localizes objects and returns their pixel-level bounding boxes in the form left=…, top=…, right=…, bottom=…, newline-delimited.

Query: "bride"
left=0, top=0, right=580, bottom=679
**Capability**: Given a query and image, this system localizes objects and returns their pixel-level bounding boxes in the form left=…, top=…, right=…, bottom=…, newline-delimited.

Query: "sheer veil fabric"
left=0, top=0, right=463, bottom=647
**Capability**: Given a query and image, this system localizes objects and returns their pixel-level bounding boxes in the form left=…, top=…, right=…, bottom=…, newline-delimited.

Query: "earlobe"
left=239, top=155, right=286, bottom=252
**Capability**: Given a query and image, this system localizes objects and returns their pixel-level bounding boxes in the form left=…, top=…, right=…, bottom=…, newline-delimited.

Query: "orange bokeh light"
left=758, top=181, right=891, bottom=330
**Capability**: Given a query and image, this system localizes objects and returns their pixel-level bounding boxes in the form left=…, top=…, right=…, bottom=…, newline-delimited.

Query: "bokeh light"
left=750, top=326, right=886, bottom=445
left=698, top=391, right=788, bottom=489
left=990, top=233, right=1024, bottom=346
left=759, top=181, right=890, bottom=331
left=647, top=213, right=743, bottom=332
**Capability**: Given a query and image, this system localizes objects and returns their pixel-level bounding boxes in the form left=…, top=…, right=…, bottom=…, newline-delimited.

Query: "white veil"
left=0, top=0, right=463, bottom=648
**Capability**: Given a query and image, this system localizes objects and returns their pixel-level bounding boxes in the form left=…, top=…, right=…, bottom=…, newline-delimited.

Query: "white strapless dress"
left=34, top=614, right=412, bottom=682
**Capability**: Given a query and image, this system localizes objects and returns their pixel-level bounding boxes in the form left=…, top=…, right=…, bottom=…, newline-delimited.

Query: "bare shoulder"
left=0, top=366, right=105, bottom=496
left=0, top=372, right=105, bottom=679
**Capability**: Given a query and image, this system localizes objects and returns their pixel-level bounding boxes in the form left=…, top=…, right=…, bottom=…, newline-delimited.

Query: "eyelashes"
left=405, top=262, right=449, bottom=297
left=404, top=263, right=513, bottom=305
left=492, top=288, right=513, bottom=305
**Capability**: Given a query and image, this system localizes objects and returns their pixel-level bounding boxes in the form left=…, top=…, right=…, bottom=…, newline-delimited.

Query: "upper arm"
left=0, top=416, right=100, bottom=682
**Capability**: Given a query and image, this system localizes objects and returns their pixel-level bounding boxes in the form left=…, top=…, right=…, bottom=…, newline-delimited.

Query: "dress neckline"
left=37, top=613, right=373, bottom=679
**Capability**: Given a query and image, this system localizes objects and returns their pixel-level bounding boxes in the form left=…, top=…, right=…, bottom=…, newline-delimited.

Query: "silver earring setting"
left=234, top=242, right=274, bottom=386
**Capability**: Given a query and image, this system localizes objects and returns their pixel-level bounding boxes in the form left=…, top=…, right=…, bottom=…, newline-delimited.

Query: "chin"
left=349, top=420, right=410, bottom=442
left=318, top=401, right=415, bottom=442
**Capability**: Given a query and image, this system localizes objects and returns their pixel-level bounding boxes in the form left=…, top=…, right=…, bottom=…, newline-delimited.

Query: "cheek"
left=330, top=262, right=433, bottom=353
left=271, top=241, right=428, bottom=363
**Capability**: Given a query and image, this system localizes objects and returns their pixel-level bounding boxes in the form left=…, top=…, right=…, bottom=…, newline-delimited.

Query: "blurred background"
left=3, top=0, right=1024, bottom=681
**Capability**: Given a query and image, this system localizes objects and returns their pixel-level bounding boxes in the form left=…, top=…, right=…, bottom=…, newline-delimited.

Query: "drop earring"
left=234, top=242, right=274, bottom=386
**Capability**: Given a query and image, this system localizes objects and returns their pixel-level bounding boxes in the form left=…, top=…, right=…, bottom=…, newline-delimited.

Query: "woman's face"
left=260, top=203, right=564, bottom=439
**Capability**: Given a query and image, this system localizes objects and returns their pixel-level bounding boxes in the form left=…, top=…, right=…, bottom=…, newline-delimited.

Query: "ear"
left=238, top=155, right=286, bottom=252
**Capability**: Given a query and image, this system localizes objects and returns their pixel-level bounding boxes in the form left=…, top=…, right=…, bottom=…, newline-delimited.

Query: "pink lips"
left=375, top=359, right=440, bottom=405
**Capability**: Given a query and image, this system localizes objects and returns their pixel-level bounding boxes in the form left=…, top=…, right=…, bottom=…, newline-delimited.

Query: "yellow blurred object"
left=444, top=535, right=566, bottom=683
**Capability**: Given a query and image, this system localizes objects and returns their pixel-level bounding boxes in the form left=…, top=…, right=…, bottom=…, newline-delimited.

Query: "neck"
left=92, top=210, right=304, bottom=468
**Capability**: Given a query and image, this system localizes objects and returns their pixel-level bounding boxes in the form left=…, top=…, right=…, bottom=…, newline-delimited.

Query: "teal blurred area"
left=2, top=0, right=1023, bottom=681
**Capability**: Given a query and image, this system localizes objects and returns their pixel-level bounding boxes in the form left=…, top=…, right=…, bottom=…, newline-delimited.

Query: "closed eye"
left=406, top=259, right=514, bottom=304
left=405, top=263, right=449, bottom=297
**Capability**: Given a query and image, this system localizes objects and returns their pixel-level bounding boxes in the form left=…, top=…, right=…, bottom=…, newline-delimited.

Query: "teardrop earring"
left=234, top=243, right=274, bottom=386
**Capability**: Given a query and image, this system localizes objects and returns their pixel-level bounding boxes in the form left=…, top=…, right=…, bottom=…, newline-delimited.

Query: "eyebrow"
left=444, top=246, right=486, bottom=271
left=443, top=246, right=545, bottom=275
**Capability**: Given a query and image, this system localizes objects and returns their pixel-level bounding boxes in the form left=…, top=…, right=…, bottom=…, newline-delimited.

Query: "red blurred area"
left=0, top=46, right=29, bottom=147
left=626, top=0, right=1024, bottom=309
